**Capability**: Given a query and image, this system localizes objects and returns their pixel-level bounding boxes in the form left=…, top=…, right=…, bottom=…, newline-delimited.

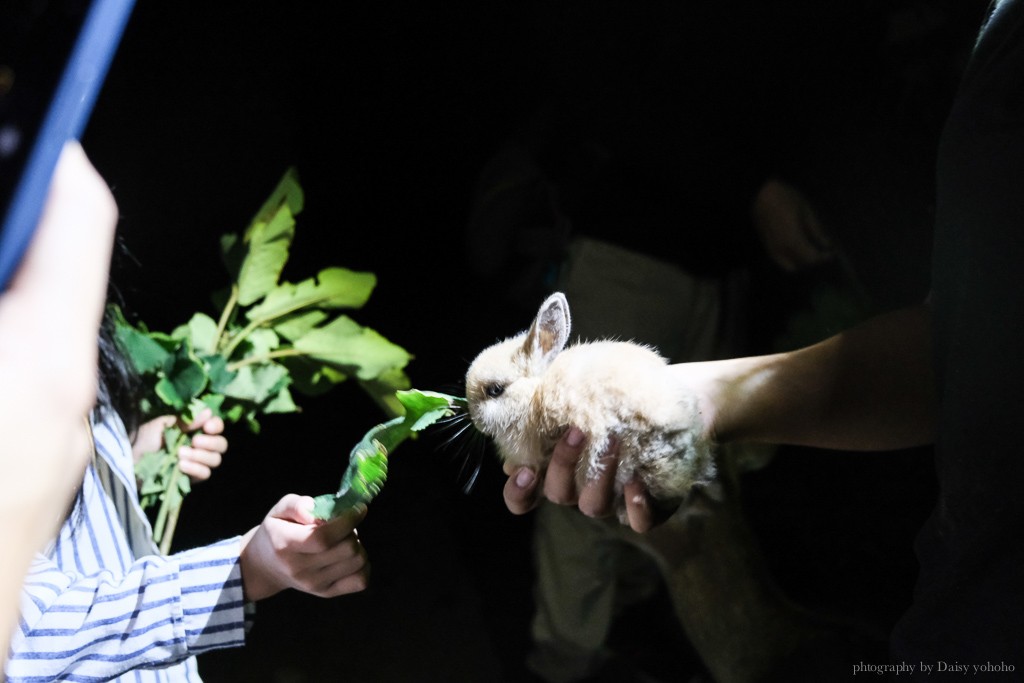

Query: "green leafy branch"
left=113, top=168, right=412, bottom=554
left=312, top=389, right=466, bottom=520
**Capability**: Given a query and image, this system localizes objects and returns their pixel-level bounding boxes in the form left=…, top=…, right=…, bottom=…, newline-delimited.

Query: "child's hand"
left=239, top=495, right=370, bottom=601
left=133, top=408, right=228, bottom=483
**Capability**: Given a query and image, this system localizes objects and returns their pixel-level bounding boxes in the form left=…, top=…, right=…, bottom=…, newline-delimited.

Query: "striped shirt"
left=6, top=410, right=248, bottom=682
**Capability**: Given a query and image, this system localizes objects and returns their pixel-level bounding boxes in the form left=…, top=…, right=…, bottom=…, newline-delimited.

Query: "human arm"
left=687, top=303, right=935, bottom=450
left=8, top=537, right=249, bottom=681
left=132, top=408, right=228, bottom=482
left=8, top=494, right=368, bottom=681
left=0, top=142, right=117, bottom=664
left=505, top=304, right=936, bottom=531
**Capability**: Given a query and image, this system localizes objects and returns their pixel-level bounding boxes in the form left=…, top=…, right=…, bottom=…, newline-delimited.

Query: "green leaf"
left=292, top=315, right=411, bottom=380
left=135, top=448, right=171, bottom=494
left=311, top=389, right=465, bottom=520
left=246, top=267, right=377, bottom=324
left=281, top=356, right=347, bottom=396
left=112, top=311, right=174, bottom=374
left=252, top=166, right=304, bottom=225
left=135, top=424, right=186, bottom=515
left=163, top=346, right=209, bottom=406
left=272, top=310, right=329, bottom=342
left=238, top=206, right=295, bottom=306
left=229, top=169, right=305, bottom=306
left=155, top=376, right=186, bottom=409
left=219, top=366, right=257, bottom=402
left=204, top=355, right=238, bottom=393
left=243, top=328, right=281, bottom=357
left=274, top=309, right=329, bottom=342
left=192, top=394, right=225, bottom=418
left=396, top=389, right=466, bottom=431
left=263, top=386, right=299, bottom=414
left=123, top=168, right=426, bottom=551
left=176, top=313, right=219, bottom=352
left=224, top=403, right=246, bottom=423
left=221, top=363, right=289, bottom=404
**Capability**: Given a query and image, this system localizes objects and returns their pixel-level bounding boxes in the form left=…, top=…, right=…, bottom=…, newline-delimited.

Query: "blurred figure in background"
left=504, top=0, right=1022, bottom=672
left=467, top=1, right=984, bottom=680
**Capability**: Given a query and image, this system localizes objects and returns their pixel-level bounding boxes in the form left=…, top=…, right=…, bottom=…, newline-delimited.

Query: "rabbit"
left=464, top=291, right=717, bottom=520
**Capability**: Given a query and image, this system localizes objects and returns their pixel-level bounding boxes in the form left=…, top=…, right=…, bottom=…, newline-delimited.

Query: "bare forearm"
left=675, top=305, right=935, bottom=451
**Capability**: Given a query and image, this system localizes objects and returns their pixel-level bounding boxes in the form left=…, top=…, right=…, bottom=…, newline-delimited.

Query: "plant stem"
left=220, top=316, right=262, bottom=360
left=149, top=431, right=188, bottom=554
left=226, top=347, right=306, bottom=371
left=160, top=503, right=181, bottom=555
left=153, top=465, right=178, bottom=548
left=211, top=285, right=240, bottom=354
left=220, top=296, right=327, bottom=359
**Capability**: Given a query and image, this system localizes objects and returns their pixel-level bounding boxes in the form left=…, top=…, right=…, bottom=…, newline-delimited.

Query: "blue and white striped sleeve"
left=7, top=538, right=247, bottom=682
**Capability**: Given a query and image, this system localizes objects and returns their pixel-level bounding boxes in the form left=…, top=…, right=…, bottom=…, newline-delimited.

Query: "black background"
left=79, top=2, right=988, bottom=681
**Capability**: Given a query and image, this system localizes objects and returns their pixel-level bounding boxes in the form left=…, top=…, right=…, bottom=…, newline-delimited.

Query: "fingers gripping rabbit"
left=465, top=292, right=716, bottom=519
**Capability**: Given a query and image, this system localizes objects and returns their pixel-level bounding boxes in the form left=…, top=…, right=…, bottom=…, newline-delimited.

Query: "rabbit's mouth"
left=465, top=401, right=496, bottom=434
left=470, top=419, right=495, bottom=438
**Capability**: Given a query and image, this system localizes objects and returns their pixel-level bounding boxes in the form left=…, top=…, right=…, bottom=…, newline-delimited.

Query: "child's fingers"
left=177, top=457, right=211, bottom=482
left=190, top=433, right=227, bottom=455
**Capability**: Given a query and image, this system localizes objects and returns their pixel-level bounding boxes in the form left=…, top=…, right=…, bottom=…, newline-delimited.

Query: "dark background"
left=80, top=2, right=989, bottom=681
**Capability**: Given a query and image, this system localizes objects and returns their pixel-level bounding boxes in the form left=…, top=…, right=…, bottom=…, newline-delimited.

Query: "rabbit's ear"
left=524, top=292, right=571, bottom=363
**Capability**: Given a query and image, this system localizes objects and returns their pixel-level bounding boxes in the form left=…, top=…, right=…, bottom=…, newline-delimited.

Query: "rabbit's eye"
left=485, top=383, right=505, bottom=398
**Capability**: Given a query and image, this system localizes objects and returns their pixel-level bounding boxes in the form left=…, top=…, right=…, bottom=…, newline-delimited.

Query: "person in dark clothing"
left=503, top=0, right=1024, bottom=675
left=466, top=3, right=871, bottom=680
left=466, top=1, right=977, bottom=678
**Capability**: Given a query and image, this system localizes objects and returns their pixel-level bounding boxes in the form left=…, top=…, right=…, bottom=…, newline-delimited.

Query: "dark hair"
left=67, top=299, right=140, bottom=529
left=93, top=232, right=143, bottom=438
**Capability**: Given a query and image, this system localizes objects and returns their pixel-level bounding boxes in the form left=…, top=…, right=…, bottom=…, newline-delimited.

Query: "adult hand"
left=502, top=427, right=660, bottom=533
left=239, top=495, right=370, bottom=601
left=133, top=408, right=228, bottom=482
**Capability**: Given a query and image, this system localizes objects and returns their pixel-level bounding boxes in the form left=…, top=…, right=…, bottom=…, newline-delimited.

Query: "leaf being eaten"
left=311, top=389, right=466, bottom=520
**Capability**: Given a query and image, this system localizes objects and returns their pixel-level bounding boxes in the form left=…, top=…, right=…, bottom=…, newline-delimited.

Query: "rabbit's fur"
left=465, top=292, right=716, bottom=517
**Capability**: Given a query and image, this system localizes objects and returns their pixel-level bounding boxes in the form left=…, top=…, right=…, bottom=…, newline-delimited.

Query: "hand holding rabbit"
left=466, top=292, right=717, bottom=527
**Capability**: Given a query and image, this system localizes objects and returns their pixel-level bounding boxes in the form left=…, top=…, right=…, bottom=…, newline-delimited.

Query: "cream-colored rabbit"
left=464, top=291, right=716, bottom=519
